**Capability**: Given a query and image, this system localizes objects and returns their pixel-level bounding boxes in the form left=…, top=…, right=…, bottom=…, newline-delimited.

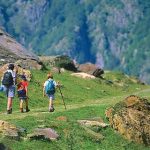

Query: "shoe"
left=49, top=107, right=55, bottom=112
left=7, top=109, right=12, bottom=114
left=26, top=108, right=30, bottom=112
left=20, top=108, right=23, bottom=113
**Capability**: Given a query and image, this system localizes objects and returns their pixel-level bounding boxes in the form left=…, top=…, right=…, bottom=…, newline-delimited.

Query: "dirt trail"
left=0, top=88, right=150, bottom=120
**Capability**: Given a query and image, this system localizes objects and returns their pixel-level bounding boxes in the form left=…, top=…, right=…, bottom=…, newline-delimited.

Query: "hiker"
left=17, top=75, right=30, bottom=113
left=2, top=64, right=17, bottom=114
left=43, top=73, right=57, bottom=112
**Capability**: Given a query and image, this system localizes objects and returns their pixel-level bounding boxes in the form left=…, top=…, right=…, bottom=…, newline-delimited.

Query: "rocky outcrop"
left=78, top=63, right=104, bottom=78
left=39, top=55, right=77, bottom=71
left=0, top=120, right=26, bottom=140
left=105, top=95, right=150, bottom=146
left=0, top=28, right=42, bottom=70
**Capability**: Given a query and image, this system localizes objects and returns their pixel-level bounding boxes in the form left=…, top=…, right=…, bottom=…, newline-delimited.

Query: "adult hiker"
left=2, top=64, right=17, bottom=114
left=17, top=75, right=30, bottom=113
left=43, top=73, right=58, bottom=112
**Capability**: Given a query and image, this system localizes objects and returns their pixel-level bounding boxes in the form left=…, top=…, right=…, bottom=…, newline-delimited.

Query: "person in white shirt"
left=43, top=73, right=57, bottom=112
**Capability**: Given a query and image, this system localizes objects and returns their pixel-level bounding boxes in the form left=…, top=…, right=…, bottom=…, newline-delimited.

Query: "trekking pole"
left=58, top=86, right=66, bottom=110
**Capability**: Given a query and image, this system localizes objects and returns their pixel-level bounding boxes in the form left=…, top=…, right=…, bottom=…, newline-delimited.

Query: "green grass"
left=0, top=70, right=150, bottom=150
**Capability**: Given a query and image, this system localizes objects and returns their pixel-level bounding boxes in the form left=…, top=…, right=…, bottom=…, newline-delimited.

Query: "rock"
left=78, top=63, right=104, bottom=78
left=81, top=126, right=104, bottom=141
left=0, top=120, right=25, bottom=140
left=0, top=143, right=11, bottom=150
left=51, top=67, right=61, bottom=74
left=0, top=28, right=42, bottom=69
left=71, top=72, right=95, bottom=79
left=28, top=128, right=59, bottom=141
left=92, top=68, right=104, bottom=77
left=39, top=55, right=77, bottom=71
left=78, top=63, right=97, bottom=73
left=105, top=95, right=150, bottom=146
left=77, top=119, right=109, bottom=128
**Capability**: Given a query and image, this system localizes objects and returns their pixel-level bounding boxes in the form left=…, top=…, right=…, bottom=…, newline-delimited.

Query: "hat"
left=8, top=64, right=14, bottom=70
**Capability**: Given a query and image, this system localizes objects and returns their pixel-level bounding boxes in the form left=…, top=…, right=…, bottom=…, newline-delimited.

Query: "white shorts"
left=4, top=85, right=15, bottom=98
left=47, top=94, right=55, bottom=100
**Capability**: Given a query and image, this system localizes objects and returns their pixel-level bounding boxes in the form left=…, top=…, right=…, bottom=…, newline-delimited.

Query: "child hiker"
left=17, top=75, right=30, bottom=113
left=43, top=73, right=58, bottom=112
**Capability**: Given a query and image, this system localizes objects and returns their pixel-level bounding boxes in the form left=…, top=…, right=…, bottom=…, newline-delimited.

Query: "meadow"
left=0, top=70, right=150, bottom=150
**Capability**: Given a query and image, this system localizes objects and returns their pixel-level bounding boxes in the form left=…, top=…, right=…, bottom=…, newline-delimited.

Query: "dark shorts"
left=19, top=96, right=27, bottom=100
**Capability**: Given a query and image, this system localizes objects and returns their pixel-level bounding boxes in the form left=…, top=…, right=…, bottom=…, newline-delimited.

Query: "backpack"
left=45, top=80, right=55, bottom=95
left=2, top=71, right=14, bottom=86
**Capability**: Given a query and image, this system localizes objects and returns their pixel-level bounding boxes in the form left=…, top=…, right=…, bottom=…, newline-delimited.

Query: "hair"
left=47, top=73, right=53, bottom=79
left=8, top=64, right=14, bottom=70
left=21, top=75, right=27, bottom=81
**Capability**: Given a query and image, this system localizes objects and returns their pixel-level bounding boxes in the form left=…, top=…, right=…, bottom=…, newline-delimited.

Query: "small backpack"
left=45, top=80, right=55, bottom=94
left=2, top=71, right=14, bottom=86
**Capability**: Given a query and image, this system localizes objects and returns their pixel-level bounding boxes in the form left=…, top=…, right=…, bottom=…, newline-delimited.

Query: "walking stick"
left=58, top=86, right=67, bottom=110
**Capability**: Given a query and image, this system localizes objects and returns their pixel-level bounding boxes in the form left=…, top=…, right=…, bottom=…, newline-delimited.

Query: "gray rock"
left=28, top=128, right=59, bottom=141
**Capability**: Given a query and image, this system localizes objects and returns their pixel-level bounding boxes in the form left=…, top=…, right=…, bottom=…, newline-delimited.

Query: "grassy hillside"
left=0, top=0, right=150, bottom=83
left=0, top=70, right=150, bottom=150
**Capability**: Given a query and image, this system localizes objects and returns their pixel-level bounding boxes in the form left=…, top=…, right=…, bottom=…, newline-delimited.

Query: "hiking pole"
left=58, top=86, right=67, bottom=110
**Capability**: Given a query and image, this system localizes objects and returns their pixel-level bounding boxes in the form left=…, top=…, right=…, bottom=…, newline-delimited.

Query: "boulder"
left=28, top=128, right=59, bottom=141
left=0, top=120, right=26, bottom=140
left=39, top=55, right=77, bottom=71
left=105, top=95, right=150, bottom=146
left=71, top=72, right=95, bottom=79
left=77, top=117, right=108, bottom=141
left=78, top=63, right=104, bottom=77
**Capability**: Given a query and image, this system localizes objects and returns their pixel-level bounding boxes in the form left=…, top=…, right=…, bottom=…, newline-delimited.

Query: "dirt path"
left=0, top=88, right=150, bottom=120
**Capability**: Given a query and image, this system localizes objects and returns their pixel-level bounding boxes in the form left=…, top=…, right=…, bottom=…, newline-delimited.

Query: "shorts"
left=19, top=96, right=27, bottom=100
left=3, top=85, right=15, bottom=98
left=47, top=94, right=55, bottom=100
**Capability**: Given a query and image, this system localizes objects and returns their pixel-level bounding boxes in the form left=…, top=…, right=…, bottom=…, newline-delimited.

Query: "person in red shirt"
left=17, top=75, right=30, bottom=113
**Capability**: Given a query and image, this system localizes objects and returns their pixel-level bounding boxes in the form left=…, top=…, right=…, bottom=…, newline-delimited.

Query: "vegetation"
left=0, top=0, right=150, bottom=83
left=0, top=69, right=150, bottom=150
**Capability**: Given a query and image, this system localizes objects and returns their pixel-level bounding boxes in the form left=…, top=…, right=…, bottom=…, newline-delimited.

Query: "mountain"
left=0, top=0, right=150, bottom=83
left=0, top=28, right=41, bottom=69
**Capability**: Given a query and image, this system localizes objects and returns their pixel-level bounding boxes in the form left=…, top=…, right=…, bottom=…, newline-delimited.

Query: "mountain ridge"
left=0, top=0, right=150, bottom=83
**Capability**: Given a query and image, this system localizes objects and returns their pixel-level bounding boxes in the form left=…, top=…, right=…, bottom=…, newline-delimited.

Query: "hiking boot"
left=26, top=108, right=30, bottom=112
left=20, top=108, right=23, bottom=113
left=7, top=109, right=12, bottom=114
left=49, top=107, right=55, bottom=112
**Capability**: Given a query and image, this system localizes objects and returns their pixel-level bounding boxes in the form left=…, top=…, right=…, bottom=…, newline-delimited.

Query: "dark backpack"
left=2, top=71, right=14, bottom=86
left=45, top=80, right=55, bottom=95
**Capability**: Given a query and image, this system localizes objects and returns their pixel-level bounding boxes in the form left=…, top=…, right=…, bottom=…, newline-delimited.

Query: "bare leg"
left=20, top=99, right=23, bottom=112
left=49, top=98, right=54, bottom=112
left=25, top=98, right=30, bottom=112
left=7, top=97, right=13, bottom=110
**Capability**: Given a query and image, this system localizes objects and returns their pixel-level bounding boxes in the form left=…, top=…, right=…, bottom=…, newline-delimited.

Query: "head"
left=21, top=75, right=27, bottom=81
left=8, top=64, right=14, bottom=70
left=47, top=73, right=53, bottom=79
